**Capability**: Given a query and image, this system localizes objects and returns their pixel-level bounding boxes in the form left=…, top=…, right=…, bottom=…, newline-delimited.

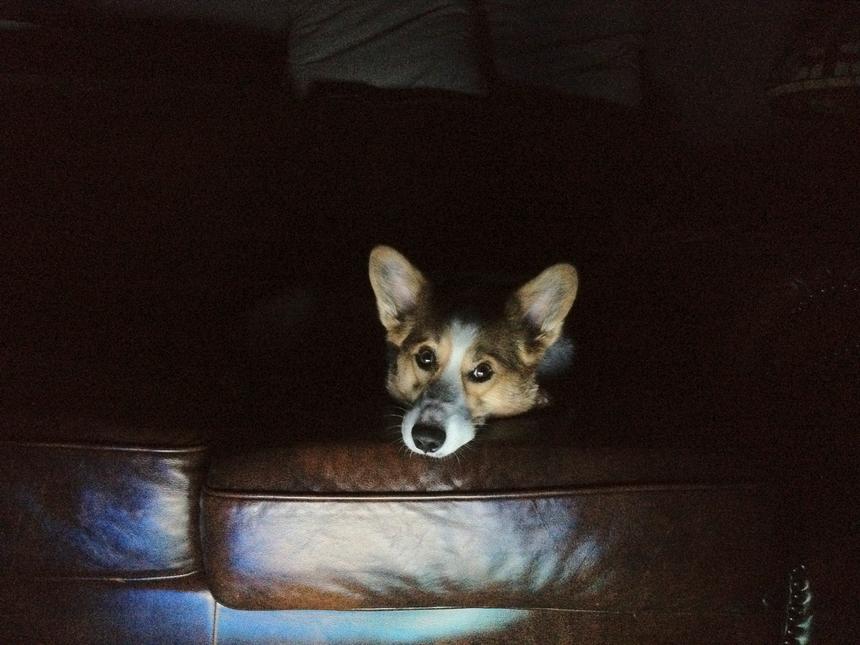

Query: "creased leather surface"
left=0, top=423, right=208, bottom=577
left=0, top=575, right=214, bottom=645
left=214, top=606, right=780, bottom=645
left=203, top=485, right=783, bottom=611
left=207, top=406, right=774, bottom=494
left=207, top=436, right=772, bottom=494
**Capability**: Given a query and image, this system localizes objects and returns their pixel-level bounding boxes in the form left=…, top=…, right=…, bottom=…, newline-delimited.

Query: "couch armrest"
left=201, top=407, right=787, bottom=620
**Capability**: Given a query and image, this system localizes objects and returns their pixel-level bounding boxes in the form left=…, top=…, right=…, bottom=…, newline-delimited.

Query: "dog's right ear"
left=369, top=246, right=427, bottom=344
left=507, top=263, right=578, bottom=365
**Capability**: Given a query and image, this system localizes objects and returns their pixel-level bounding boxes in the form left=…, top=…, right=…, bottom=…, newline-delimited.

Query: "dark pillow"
left=286, top=0, right=486, bottom=96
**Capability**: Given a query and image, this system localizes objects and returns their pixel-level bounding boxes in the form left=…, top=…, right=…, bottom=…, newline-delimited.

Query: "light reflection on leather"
left=1, top=443, right=204, bottom=576
left=216, top=607, right=525, bottom=644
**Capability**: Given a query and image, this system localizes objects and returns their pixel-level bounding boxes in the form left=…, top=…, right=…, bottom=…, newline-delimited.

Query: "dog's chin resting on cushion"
left=369, top=245, right=578, bottom=458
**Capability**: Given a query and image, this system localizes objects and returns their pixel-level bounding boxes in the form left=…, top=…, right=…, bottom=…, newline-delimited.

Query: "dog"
left=369, top=245, right=578, bottom=458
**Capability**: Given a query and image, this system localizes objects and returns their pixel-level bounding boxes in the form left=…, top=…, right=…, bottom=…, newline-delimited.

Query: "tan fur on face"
left=386, top=334, right=445, bottom=403
left=462, top=355, right=543, bottom=420
left=385, top=322, right=544, bottom=419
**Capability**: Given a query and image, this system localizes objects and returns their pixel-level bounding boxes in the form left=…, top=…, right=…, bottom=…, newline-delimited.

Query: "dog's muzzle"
left=401, top=397, right=476, bottom=458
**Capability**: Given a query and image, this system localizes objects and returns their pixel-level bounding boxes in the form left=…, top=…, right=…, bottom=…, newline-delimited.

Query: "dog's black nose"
left=412, top=424, right=446, bottom=453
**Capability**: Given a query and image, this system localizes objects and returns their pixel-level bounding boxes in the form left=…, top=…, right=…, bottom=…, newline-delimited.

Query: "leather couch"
left=2, top=2, right=857, bottom=643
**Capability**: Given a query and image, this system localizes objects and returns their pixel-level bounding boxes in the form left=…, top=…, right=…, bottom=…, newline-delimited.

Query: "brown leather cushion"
left=206, top=402, right=782, bottom=493
left=0, top=414, right=208, bottom=579
left=201, top=408, right=787, bottom=613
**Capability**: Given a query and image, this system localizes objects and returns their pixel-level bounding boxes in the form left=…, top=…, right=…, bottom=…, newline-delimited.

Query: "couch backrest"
left=43, top=0, right=645, bottom=106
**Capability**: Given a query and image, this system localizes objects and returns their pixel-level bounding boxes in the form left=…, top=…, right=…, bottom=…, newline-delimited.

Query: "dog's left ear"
left=507, top=263, right=578, bottom=363
left=369, top=245, right=428, bottom=344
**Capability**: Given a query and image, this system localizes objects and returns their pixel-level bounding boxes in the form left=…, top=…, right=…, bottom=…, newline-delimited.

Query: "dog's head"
left=369, top=245, right=578, bottom=458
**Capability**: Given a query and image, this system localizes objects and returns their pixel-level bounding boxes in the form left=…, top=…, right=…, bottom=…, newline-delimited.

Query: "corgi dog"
left=369, top=245, right=578, bottom=458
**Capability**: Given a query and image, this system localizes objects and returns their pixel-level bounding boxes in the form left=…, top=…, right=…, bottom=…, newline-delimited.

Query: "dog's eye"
left=415, top=347, right=436, bottom=371
left=469, top=362, right=494, bottom=383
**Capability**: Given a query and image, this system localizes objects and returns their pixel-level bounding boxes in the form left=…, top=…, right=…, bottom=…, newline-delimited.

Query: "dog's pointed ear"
left=369, top=246, right=428, bottom=344
left=507, top=263, right=578, bottom=363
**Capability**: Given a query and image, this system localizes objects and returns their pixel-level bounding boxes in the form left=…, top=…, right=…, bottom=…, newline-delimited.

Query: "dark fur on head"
left=369, top=245, right=578, bottom=457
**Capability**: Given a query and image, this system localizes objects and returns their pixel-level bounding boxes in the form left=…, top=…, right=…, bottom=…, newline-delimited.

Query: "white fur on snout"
left=437, top=414, right=476, bottom=458
left=401, top=405, right=476, bottom=459
left=401, top=321, right=478, bottom=458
